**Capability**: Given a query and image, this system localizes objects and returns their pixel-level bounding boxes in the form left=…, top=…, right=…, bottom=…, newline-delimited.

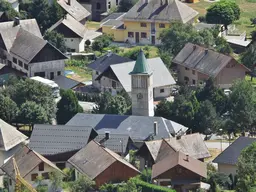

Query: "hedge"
left=131, top=178, right=176, bottom=192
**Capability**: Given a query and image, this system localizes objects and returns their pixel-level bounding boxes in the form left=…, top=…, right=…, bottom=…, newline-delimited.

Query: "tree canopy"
left=241, top=43, right=256, bottom=70
left=56, top=89, right=83, bottom=125
left=0, top=94, right=18, bottom=123
left=117, top=0, right=138, bottom=12
left=44, top=30, right=66, bottom=53
left=237, top=142, right=256, bottom=191
left=206, top=0, right=240, bottom=28
left=0, top=77, right=56, bottom=128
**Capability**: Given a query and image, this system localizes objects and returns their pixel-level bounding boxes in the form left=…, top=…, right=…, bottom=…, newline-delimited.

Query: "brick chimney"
left=67, top=0, right=71, bottom=5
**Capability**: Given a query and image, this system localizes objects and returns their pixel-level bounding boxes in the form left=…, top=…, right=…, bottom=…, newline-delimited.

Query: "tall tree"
left=228, top=80, right=256, bottom=133
left=241, top=43, right=256, bottom=74
left=56, top=90, right=83, bottom=124
left=44, top=30, right=67, bottom=53
left=70, top=176, right=95, bottom=192
left=0, top=95, right=18, bottom=123
left=206, top=0, right=240, bottom=29
left=237, top=142, right=256, bottom=192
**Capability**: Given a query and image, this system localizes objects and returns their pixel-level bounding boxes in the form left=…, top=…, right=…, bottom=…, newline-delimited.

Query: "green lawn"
left=187, top=0, right=256, bottom=36
left=120, top=46, right=159, bottom=58
left=245, top=75, right=256, bottom=85
left=86, top=21, right=101, bottom=30
left=65, top=66, right=92, bottom=82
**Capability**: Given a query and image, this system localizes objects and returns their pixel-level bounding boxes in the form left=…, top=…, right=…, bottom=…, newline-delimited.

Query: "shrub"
left=198, top=16, right=206, bottom=22
left=85, top=39, right=91, bottom=47
left=131, top=178, right=175, bottom=192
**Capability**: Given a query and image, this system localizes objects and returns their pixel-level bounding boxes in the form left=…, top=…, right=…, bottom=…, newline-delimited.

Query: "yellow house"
left=101, top=0, right=198, bottom=45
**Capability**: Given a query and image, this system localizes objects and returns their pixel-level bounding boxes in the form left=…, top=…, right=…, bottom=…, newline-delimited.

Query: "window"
left=57, top=71, right=61, bottom=76
left=50, top=72, right=54, bottom=80
left=12, top=57, right=17, bottom=64
left=116, top=0, right=119, bottom=5
left=112, top=80, right=117, bottom=89
left=96, top=71, right=99, bottom=75
left=71, top=39, right=73, bottom=42
left=96, top=2, right=101, bottom=9
left=39, top=162, right=44, bottom=171
left=141, top=32, right=147, bottom=38
left=192, top=70, right=195, bottom=75
left=18, top=60, right=23, bottom=67
left=159, top=23, right=165, bottom=28
left=31, top=173, right=38, bottom=181
left=9, top=179, right=12, bottom=186
left=34, top=72, right=45, bottom=77
left=193, top=79, right=196, bottom=85
left=24, top=64, right=28, bottom=70
left=185, top=67, right=189, bottom=71
left=160, top=89, right=165, bottom=93
left=128, top=32, right=134, bottom=38
left=140, top=23, right=147, bottom=27
left=71, top=49, right=76, bottom=52
left=56, top=163, right=66, bottom=170
left=42, top=172, right=49, bottom=179
left=108, top=2, right=111, bottom=9
left=184, top=76, right=189, bottom=81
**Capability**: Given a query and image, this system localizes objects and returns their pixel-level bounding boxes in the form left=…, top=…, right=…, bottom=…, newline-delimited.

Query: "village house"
left=88, top=50, right=176, bottom=99
left=68, top=140, right=140, bottom=188
left=172, top=43, right=250, bottom=88
left=0, top=119, right=28, bottom=187
left=136, top=133, right=211, bottom=170
left=1, top=146, right=63, bottom=192
left=0, top=18, right=67, bottom=80
left=28, top=124, right=98, bottom=169
left=57, top=0, right=91, bottom=24
left=213, top=137, right=256, bottom=176
left=48, top=14, right=101, bottom=53
left=101, top=0, right=198, bottom=44
left=152, top=142, right=208, bottom=192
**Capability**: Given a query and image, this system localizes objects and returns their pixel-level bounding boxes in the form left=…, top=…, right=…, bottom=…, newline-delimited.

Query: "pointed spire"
left=129, top=49, right=152, bottom=75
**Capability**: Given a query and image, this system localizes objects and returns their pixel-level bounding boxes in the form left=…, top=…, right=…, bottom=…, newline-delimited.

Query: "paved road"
left=205, top=141, right=230, bottom=150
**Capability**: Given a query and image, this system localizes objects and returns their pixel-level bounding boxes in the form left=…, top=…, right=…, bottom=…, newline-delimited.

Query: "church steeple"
left=129, top=49, right=152, bottom=75
left=129, top=49, right=154, bottom=117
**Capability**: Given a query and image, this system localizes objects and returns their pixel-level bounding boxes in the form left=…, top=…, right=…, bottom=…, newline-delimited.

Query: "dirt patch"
left=205, top=148, right=221, bottom=162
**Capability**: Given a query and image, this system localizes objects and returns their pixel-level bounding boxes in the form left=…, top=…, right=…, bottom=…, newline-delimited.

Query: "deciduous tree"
left=56, top=90, right=83, bottom=124
left=44, top=30, right=67, bottom=53
left=0, top=95, right=18, bottom=123
left=70, top=176, right=95, bottom=192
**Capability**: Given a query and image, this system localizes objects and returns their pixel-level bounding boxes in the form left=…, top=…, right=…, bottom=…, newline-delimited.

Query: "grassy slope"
left=187, top=0, right=256, bottom=35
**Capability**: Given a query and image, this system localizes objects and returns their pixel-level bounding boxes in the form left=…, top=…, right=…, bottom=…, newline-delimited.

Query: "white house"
left=0, top=119, right=28, bottom=188
left=88, top=51, right=176, bottom=99
left=1, top=146, right=63, bottom=192
left=48, top=14, right=101, bottom=53
left=0, top=18, right=67, bottom=80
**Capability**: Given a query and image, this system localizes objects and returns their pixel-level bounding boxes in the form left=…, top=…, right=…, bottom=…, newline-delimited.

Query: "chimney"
left=185, top=154, right=189, bottom=161
left=176, top=135, right=181, bottom=140
left=154, top=121, right=158, bottom=136
left=107, top=50, right=112, bottom=57
left=13, top=17, right=20, bottom=27
left=67, top=0, right=71, bottom=5
left=105, top=131, right=110, bottom=140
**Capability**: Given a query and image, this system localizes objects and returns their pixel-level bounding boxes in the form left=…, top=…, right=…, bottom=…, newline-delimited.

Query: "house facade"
left=173, top=43, right=250, bottom=88
left=0, top=119, right=28, bottom=188
left=1, top=146, right=63, bottom=192
left=0, top=19, right=67, bottom=80
left=101, top=0, right=198, bottom=44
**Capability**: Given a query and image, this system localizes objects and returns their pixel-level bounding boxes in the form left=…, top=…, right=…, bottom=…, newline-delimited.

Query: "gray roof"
left=123, top=0, right=198, bottom=23
left=173, top=43, right=238, bottom=77
left=0, top=119, right=27, bottom=151
left=53, top=75, right=84, bottom=90
left=101, top=19, right=124, bottom=28
left=66, top=113, right=188, bottom=141
left=57, top=0, right=90, bottom=22
left=68, top=140, right=139, bottom=180
left=10, top=28, right=47, bottom=63
left=1, top=146, right=62, bottom=181
left=48, top=14, right=87, bottom=38
left=213, top=137, right=256, bottom=165
left=0, top=19, right=42, bottom=52
left=88, top=52, right=132, bottom=73
left=101, top=12, right=126, bottom=23
left=109, top=57, right=176, bottom=92
left=28, top=124, right=98, bottom=155
left=94, top=134, right=131, bottom=154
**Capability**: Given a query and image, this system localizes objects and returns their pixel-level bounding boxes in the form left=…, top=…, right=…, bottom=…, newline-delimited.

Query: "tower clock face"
left=137, top=93, right=143, bottom=99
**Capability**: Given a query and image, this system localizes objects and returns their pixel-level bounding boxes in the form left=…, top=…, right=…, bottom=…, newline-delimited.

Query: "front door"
left=135, top=32, right=140, bottom=43
left=151, top=36, right=155, bottom=45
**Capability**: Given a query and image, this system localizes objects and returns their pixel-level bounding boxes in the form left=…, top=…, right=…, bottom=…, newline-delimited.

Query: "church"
left=67, top=50, right=188, bottom=144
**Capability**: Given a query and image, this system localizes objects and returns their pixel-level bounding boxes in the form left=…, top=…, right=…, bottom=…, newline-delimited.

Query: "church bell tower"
left=129, top=49, right=154, bottom=116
